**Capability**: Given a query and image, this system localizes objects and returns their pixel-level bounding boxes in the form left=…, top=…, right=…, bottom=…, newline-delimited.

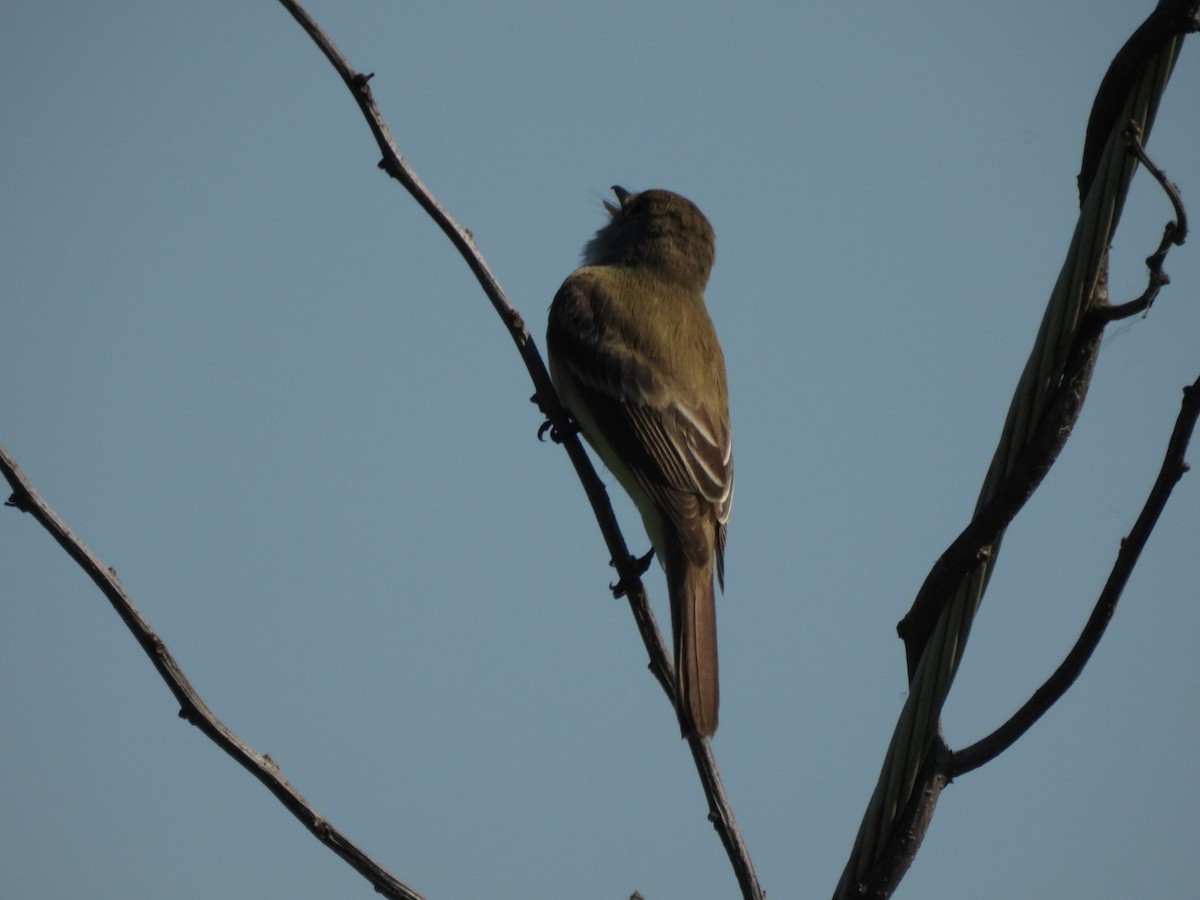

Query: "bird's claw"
left=537, top=416, right=580, bottom=444
left=609, top=547, right=655, bottom=597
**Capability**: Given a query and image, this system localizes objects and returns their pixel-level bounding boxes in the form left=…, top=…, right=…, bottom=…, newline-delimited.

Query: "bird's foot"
left=609, top=547, right=655, bottom=597
left=535, top=410, right=579, bottom=444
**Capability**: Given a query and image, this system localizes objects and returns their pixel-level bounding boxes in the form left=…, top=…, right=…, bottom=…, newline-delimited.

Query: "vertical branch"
left=834, top=4, right=1197, bottom=897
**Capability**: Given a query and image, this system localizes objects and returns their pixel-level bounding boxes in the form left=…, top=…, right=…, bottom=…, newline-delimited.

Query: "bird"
left=546, top=186, right=733, bottom=738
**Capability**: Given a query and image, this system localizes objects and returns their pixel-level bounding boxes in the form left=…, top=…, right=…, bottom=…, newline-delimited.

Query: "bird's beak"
left=606, top=184, right=632, bottom=214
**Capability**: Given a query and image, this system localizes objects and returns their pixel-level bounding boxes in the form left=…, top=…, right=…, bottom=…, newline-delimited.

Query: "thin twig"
left=1128, top=121, right=1190, bottom=237
left=275, top=1, right=763, bottom=897
left=1096, top=123, right=1189, bottom=322
left=951, top=376, right=1200, bottom=776
left=0, top=446, right=424, bottom=900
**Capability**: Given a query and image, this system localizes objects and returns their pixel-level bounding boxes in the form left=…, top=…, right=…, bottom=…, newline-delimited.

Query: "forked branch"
left=952, top=376, right=1200, bottom=775
left=834, top=4, right=1197, bottom=897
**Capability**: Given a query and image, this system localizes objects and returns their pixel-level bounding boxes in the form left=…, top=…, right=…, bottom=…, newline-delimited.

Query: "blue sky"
left=2, top=3, right=1198, bottom=898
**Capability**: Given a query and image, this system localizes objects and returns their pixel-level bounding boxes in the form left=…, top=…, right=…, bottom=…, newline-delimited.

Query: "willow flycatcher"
left=547, top=186, right=733, bottom=738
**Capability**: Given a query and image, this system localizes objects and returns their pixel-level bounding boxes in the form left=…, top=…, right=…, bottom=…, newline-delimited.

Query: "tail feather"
left=671, top=558, right=719, bottom=738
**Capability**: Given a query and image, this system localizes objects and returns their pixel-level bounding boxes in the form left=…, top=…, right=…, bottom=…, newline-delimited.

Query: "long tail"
left=669, top=556, right=719, bottom=738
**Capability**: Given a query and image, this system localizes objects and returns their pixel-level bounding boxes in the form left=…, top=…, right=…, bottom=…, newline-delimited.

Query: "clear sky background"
left=2, top=3, right=1198, bottom=899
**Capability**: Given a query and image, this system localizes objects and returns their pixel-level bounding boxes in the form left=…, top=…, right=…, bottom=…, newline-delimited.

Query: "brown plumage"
left=547, top=187, right=733, bottom=737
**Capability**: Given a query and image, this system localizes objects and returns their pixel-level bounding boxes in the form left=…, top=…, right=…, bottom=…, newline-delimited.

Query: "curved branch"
left=1095, top=123, right=1189, bottom=322
left=835, top=5, right=1197, bottom=897
left=951, top=376, right=1200, bottom=776
left=900, top=108, right=1189, bottom=663
left=1078, top=0, right=1200, bottom=204
left=0, top=446, right=424, bottom=900
left=272, top=2, right=765, bottom=897
left=897, top=308, right=1104, bottom=670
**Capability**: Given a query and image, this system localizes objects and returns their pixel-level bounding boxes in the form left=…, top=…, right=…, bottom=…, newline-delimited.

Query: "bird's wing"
left=548, top=273, right=733, bottom=572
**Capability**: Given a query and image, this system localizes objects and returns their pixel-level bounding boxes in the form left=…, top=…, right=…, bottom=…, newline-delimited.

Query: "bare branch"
left=896, top=302, right=1104, bottom=669
left=849, top=737, right=951, bottom=900
left=1096, top=123, right=1189, bottom=322
left=1077, top=0, right=1200, bottom=203
left=272, top=0, right=766, bottom=896
left=835, top=4, right=1198, bottom=896
left=900, top=114, right=1190, bottom=659
left=0, top=445, right=424, bottom=900
left=951, top=376, right=1200, bottom=776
